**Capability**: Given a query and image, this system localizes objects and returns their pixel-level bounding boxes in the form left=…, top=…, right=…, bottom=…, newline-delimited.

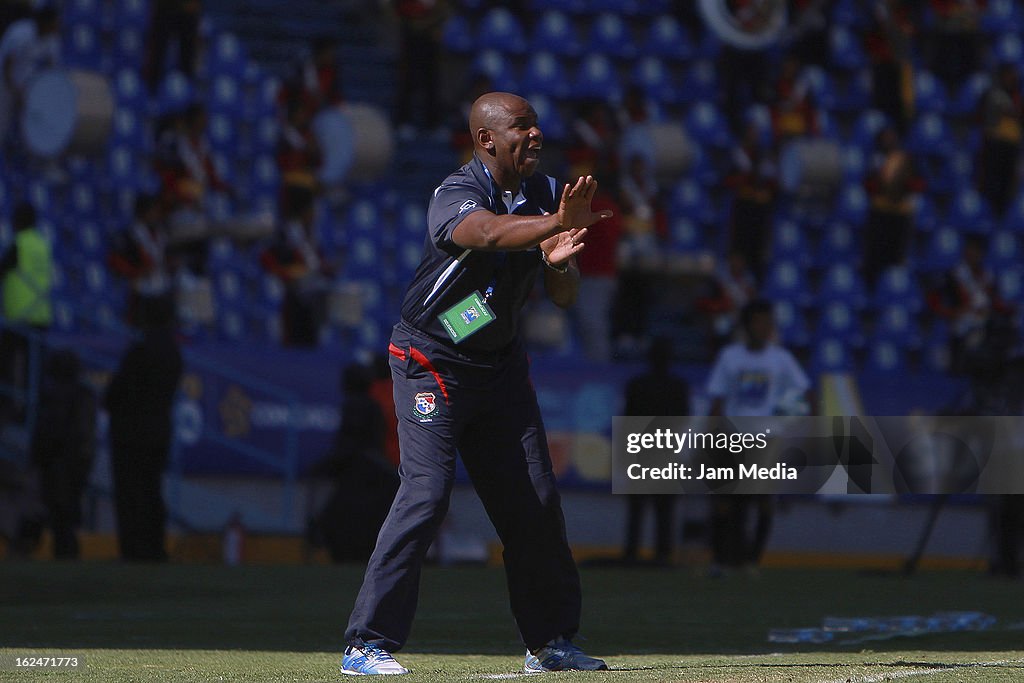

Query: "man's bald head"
left=469, top=92, right=530, bottom=144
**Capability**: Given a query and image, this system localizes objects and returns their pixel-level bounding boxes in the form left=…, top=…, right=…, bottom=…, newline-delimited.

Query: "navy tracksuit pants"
left=345, top=322, right=582, bottom=652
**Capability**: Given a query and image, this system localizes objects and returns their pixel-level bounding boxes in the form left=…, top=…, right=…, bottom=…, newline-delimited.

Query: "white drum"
left=779, top=138, right=843, bottom=195
left=21, top=69, right=113, bottom=158
left=314, top=103, right=394, bottom=185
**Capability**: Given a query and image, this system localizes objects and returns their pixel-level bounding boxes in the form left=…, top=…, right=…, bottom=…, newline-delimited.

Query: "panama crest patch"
left=413, top=392, right=438, bottom=421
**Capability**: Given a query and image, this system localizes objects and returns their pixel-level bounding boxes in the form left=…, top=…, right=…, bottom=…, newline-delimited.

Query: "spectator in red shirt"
left=573, top=182, right=623, bottom=362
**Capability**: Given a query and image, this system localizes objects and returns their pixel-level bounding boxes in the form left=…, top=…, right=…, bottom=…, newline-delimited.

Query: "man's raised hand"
left=558, top=175, right=613, bottom=231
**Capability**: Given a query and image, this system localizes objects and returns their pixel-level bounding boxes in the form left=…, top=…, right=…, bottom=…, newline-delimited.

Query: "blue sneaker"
left=524, top=637, right=608, bottom=673
left=341, top=644, right=409, bottom=676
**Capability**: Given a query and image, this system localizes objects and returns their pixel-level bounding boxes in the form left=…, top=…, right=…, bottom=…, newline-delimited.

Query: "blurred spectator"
left=572, top=173, right=622, bottom=362
left=697, top=250, right=759, bottom=352
left=863, top=126, right=923, bottom=288
left=393, top=0, right=449, bottom=139
left=450, top=73, right=494, bottom=162
left=279, top=36, right=344, bottom=114
left=105, top=297, right=183, bottom=562
left=277, top=97, right=323, bottom=215
left=157, top=103, right=231, bottom=273
left=978, top=63, right=1022, bottom=218
left=613, top=154, right=664, bottom=355
left=260, top=187, right=332, bottom=347
left=928, top=234, right=1013, bottom=373
left=0, top=202, right=53, bottom=422
left=367, top=353, right=399, bottom=469
left=622, top=337, right=689, bottom=565
left=30, top=350, right=96, bottom=559
left=926, top=0, right=983, bottom=89
left=706, top=299, right=812, bottom=575
left=0, top=1, right=32, bottom=36
left=566, top=100, right=619, bottom=182
left=0, top=5, right=60, bottom=149
left=108, top=193, right=177, bottom=328
left=718, top=18, right=773, bottom=134
left=866, top=0, right=916, bottom=134
left=770, top=53, right=818, bottom=141
left=725, top=123, right=778, bottom=283
left=785, top=0, right=830, bottom=67
left=309, top=362, right=397, bottom=562
left=145, top=0, right=201, bottom=91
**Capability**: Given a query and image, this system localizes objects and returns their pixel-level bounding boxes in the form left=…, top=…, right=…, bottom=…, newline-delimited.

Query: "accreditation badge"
left=438, top=290, right=496, bottom=344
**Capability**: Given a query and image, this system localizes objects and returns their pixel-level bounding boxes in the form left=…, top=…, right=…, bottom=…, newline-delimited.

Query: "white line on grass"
left=825, top=658, right=1024, bottom=683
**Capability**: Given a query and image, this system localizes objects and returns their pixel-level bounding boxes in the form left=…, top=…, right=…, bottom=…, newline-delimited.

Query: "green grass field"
left=1, top=561, right=1022, bottom=682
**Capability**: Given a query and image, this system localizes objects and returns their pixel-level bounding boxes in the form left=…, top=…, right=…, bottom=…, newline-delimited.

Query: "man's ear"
left=477, top=128, right=494, bottom=152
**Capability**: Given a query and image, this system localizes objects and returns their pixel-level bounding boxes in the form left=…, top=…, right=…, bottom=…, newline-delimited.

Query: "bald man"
left=340, top=93, right=613, bottom=675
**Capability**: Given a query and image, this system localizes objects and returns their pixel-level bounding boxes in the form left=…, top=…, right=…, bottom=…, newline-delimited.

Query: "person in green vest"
left=0, top=201, right=54, bottom=421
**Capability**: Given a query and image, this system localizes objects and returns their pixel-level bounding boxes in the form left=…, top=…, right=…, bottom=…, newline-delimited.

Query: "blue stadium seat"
left=346, top=199, right=381, bottom=234
left=997, top=267, right=1022, bottom=300
left=573, top=55, right=620, bottom=101
left=208, top=112, right=238, bottom=151
left=347, top=236, right=382, bottom=278
left=526, top=92, right=566, bottom=140
left=396, top=240, right=423, bottom=277
left=529, top=0, right=585, bottom=14
left=920, top=225, right=963, bottom=271
left=841, top=144, right=867, bottom=181
left=587, top=13, right=635, bottom=60
left=208, top=33, right=247, bottom=78
left=112, top=108, right=146, bottom=148
left=78, top=221, right=103, bottom=256
left=643, top=14, right=693, bottom=61
left=815, top=223, right=856, bottom=268
left=84, top=258, right=108, bottom=294
left=680, top=60, right=718, bottom=103
left=53, top=299, right=77, bottom=333
left=949, top=72, right=991, bottom=117
left=813, top=337, right=853, bottom=372
left=523, top=52, right=570, bottom=100
left=989, top=230, right=1020, bottom=269
left=922, top=321, right=951, bottom=372
left=478, top=8, right=527, bottom=54
left=530, top=11, right=581, bottom=57
left=849, top=109, right=890, bottom=151
left=1003, top=191, right=1024, bottom=233
left=948, top=189, right=994, bottom=233
left=815, top=303, right=864, bottom=350
left=772, top=218, right=811, bottom=266
left=983, top=0, right=1024, bottom=32
left=220, top=309, right=246, bottom=342
left=668, top=217, right=703, bottom=253
left=911, top=194, right=939, bottom=233
left=832, top=0, right=869, bottom=27
left=71, top=183, right=97, bottom=217
left=874, top=265, right=921, bottom=311
left=632, top=57, right=678, bottom=104
left=774, top=299, right=809, bottom=347
left=819, top=264, right=868, bottom=309
left=216, top=269, right=243, bottom=304
left=832, top=184, right=869, bottom=226
left=829, top=25, right=867, bottom=69
left=260, top=274, right=284, bottom=306
left=906, top=113, right=953, bottom=157
left=765, top=260, right=812, bottom=306
left=65, top=0, right=102, bottom=26
left=913, top=71, right=949, bottom=114
left=993, top=31, right=1023, bottom=64
left=65, top=23, right=102, bottom=69
left=866, top=339, right=907, bottom=373
left=250, top=154, right=279, bottom=195
left=114, top=27, right=145, bottom=66
left=686, top=101, right=731, bottom=148
left=670, top=179, right=717, bottom=225
left=442, top=15, right=474, bottom=53
left=112, top=69, right=143, bottom=109
left=158, top=71, right=195, bottom=113
left=108, top=146, right=140, bottom=186
left=875, top=304, right=920, bottom=347
left=116, top=0, right=150, bottom=30
left=473, top=50, right=518, bottom=93
left=210, top=75, right=243, bottom=114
